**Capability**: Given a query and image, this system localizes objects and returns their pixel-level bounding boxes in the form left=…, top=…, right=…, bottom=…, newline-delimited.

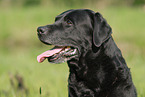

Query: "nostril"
left=39, top=29, right=43, bottom=34
left=37, top=27, right=45, bottom=34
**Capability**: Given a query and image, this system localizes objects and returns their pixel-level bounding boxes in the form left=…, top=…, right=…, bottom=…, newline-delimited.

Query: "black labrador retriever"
left=37, top=9, right=137, bottom=97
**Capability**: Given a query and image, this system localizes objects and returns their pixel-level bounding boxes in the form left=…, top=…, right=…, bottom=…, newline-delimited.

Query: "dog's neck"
left=67, top=37, right=127, bottom=84
left=68, top=37, right=121, bottom=70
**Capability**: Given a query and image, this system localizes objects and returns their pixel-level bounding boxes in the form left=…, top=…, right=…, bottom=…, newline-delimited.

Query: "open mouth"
left=37, top=46, right=78, bottom=63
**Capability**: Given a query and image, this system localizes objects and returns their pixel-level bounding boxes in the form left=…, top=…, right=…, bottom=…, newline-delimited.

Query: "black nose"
left=37, top=27, right=45, bottom=34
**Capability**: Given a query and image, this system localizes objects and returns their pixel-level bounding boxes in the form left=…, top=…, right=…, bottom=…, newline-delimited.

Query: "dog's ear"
left=93, top=12, right=112, bottom=47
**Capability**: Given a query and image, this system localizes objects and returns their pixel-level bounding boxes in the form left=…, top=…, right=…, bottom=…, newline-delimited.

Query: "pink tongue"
left=37, top=47, right=64, bottom=63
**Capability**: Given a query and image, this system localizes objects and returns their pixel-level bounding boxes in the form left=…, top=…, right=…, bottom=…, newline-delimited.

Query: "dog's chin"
left=37, top=46, right=79, bottom=64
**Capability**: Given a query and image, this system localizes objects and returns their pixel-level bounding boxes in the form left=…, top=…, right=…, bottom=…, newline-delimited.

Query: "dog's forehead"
left=66, top=10, right=89, bottom=17
left=55, top=9, right=94, bottom=22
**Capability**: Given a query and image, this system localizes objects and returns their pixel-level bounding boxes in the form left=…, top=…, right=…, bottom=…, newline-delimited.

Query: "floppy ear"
left=93, top=12, right=112, bottom=47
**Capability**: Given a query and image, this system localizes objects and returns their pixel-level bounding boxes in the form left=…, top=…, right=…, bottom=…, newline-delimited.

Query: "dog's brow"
left=64, top=16, right=70, bottom=20
left=55, top=16, right=62, bottom=21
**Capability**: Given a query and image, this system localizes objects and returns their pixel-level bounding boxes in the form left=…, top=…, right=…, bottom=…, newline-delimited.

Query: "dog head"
left=37, top=9, right=112, bottom=63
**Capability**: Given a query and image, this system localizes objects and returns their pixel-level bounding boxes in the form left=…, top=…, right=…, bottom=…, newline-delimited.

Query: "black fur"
left=37, top=9, right=137, bottom=97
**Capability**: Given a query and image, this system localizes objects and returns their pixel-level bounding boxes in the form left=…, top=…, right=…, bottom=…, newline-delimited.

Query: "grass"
left=0, top=6, right=145, bottom=97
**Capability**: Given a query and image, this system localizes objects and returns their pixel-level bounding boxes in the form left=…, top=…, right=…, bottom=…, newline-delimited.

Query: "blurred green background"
left=0, top=0, right=145, bottom=97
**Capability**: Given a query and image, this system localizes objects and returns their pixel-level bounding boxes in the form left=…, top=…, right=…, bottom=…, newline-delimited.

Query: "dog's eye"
left=66, top=19, right=73, bottom=25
